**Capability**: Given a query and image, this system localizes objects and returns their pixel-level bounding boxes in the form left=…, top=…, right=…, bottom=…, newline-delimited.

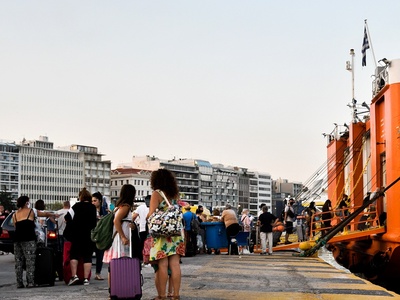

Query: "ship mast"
left=346, top=48, right=358, bottom=123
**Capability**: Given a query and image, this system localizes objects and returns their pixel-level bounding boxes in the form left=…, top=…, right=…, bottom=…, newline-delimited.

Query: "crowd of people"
left=8, top=166, right=367, bottom=299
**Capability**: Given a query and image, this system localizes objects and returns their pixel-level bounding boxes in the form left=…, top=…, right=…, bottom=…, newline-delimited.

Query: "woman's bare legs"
left=168, top=255, right=181, bottom=298
left=157, top=257, right=169, bottom=298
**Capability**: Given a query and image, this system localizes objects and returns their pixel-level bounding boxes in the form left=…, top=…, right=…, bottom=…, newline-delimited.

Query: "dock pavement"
left=0, top=250, right=399, bottom=300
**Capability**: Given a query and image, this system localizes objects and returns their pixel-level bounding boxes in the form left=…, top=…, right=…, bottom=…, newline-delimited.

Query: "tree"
left=0, top=188, right=15, bottom=212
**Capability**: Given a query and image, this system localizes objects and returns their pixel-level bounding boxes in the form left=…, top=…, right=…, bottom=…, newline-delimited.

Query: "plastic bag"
left=196, top=234, right=203, bottom=249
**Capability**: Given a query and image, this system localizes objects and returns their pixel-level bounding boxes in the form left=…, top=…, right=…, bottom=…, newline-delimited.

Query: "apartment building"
left=69, top=144, right=111, bottom=199
left=212, top=164, right=239, bottom=209
left=272, top=178, right=303, bottom=216
left=18, top=136, right=111, bottom=204
left=0, top=140, right=19, bottom=200
left=257, top=172, right=272, bottom=214
left=110, top=167, right=152, bottom=202
left=19, top=136, right=83, bottom=203
left=130, top=156, right=200, bottom=205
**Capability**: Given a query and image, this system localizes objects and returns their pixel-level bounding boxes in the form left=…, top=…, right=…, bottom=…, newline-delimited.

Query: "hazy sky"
left=1, top=1, right=400, bottom=182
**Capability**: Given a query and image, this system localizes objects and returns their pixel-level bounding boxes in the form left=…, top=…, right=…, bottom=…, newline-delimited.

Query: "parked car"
left=0, top=211, right=61, bottom=254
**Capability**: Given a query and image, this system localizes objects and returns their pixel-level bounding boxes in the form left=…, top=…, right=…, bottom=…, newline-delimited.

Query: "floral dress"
left=149, top=199, right=185, bottom=262
left=103, top=210, right=132, bottom=263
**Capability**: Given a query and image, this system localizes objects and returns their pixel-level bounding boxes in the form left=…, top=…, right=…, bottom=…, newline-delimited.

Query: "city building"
left=272, top=178, right=303, bottom=216
left=18, top=136, right=110, bottom=204
left=129, top=155, right=274, bottom=216
left=1, top=136, right=301, bottom=213
left=110, top=167, right=152, bottom=202
left=0, top=140, right=19, bottom=200
left=69, top=144, right=111, bottom=199
left=255, top=172, right=272, bottom=214
left=131, top=156, right=201, bottom=205
left=212, top=164, right=239, bottom=210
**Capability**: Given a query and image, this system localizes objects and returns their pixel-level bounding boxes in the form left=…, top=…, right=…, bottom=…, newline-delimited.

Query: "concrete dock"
left=0, top=251, right=399, bottom=299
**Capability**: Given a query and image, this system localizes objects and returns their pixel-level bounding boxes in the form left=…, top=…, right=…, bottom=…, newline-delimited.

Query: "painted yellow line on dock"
left=180, top=252, right=400, bottom=299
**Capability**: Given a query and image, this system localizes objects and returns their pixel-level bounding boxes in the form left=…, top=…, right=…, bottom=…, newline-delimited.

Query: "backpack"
left=281, top=208, right=295, bottom=220
left=91, top=212, right=115, bottom=250
left=191, top=214, right=200, bottom=235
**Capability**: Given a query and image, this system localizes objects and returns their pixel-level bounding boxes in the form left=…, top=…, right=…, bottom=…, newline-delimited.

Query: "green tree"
left=0, top=188, right=15, bottom=211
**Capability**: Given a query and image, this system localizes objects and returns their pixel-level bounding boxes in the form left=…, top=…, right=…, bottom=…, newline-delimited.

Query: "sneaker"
left=68, top=275, right=79, bottom=286
left=260, top=252, right=267, bottom=255
left=83, top=279, right=89, bottom=286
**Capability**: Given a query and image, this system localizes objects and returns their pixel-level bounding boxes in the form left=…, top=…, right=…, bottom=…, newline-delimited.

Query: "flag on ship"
left=361, top=25, right=370, bottom=67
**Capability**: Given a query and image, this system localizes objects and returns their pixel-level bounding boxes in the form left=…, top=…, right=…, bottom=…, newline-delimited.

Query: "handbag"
left=142, top=236, right=153, bottom=265
left=147, top=190, right=183, bottom=238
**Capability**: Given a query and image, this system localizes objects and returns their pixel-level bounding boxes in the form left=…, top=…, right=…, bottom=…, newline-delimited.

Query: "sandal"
left=167, top=292, right=173, bottom=298
left=95, top=274, right=104, bottom=280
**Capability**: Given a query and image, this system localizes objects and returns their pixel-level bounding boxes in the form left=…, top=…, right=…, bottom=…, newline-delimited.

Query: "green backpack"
left=91, top=212, right=115, bottom=250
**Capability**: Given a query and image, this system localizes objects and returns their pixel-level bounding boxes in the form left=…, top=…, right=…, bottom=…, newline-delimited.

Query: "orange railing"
left=309, top=204, right=380, bottom=240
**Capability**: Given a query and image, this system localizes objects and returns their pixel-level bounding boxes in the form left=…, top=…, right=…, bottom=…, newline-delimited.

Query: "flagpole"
left=364, top=19, right=377, bottom=69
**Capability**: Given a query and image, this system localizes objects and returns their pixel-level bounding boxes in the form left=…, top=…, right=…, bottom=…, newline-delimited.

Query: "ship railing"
left=309, top=204, right=380, bottom=240
left=372, top=65, right=389, bottom=97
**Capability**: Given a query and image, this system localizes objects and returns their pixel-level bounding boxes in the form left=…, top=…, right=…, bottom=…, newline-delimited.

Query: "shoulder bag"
left=147, top=190, right=183, bottom=238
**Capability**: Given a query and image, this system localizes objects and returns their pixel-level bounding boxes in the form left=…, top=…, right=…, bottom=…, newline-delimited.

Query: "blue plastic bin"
left=202, top=222, right=228, bottom=249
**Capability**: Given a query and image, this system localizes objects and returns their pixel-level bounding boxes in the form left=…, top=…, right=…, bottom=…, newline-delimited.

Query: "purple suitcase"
left=109, top=224, right=142, bottom=300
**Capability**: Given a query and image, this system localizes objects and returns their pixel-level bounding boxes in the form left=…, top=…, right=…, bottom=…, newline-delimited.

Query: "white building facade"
left=18, top=136, right=111, bottom=204
left=110, top=168, right=152, bottom=202
left=0, top=140, right=19, bottom=200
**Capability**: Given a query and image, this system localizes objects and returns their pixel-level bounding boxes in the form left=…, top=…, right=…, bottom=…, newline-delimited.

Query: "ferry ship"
left=298, top=57, right=400, bottom=291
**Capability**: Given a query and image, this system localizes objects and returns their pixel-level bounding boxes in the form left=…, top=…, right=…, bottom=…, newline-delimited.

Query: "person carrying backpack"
left=182, top=205, right=197, bottom=257
left=283, top=198, right=296, bottom=245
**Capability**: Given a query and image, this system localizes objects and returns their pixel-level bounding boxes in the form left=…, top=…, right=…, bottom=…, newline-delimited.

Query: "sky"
left=1, top=1, right=400, bottom=183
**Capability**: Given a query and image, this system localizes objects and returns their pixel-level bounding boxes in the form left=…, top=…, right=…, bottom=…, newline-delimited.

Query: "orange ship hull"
left=326, top=59, right=400, bottom=290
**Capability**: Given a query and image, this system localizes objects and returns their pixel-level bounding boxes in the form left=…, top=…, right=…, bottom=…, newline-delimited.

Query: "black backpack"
left=191, top=214, right=200, bottom=234
left=281, top=208, right=295, bottom=220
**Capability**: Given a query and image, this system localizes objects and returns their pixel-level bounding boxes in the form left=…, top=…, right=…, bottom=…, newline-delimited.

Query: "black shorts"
left=70, top=240, right=94, bottom=263
left=285, top=221, right=294, bottom=234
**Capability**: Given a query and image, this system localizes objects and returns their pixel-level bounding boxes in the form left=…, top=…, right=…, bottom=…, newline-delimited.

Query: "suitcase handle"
left=117, top=219, right=132, bottom=258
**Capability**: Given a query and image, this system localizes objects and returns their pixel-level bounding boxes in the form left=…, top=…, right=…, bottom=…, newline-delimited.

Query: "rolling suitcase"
left=53, top=219, right=64, bottom=281
left=35, top=225, right=55, bottom=286
left=109, top=226, right=143, bottom=299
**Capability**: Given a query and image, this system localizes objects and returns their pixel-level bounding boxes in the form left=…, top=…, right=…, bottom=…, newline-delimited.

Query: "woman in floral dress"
left=147, top=169, right=185, bottom=300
